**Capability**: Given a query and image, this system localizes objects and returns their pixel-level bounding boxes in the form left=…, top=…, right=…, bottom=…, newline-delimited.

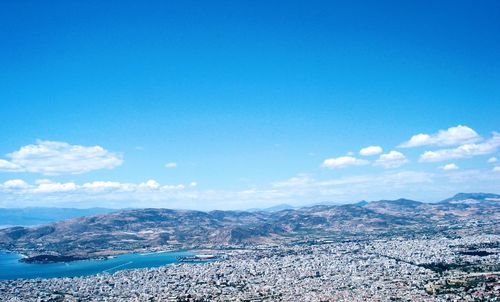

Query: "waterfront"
left=1, top=234, right=498, bottom=301
left=0, top=250, right=194, bottom=280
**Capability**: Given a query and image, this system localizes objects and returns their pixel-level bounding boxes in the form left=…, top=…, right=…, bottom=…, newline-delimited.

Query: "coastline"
left=4, top=247, right=210, bottom=265
left=0, top=249, right=201, bottom=280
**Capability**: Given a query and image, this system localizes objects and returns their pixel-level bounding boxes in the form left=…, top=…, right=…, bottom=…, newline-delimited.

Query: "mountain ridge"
left=0, top=193, right=498, bottom=263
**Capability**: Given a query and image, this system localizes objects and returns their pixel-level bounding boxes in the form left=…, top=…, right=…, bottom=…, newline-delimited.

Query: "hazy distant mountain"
left=0, top=207, right=119, bottom=227
left=0, top=193, right=497, bottom=262
left=364, top=198, right=425, bottom=217
left=440, top=192, right=500, bottom=203
left=247, top=204, right=295, bottom=212
left=354, top=200, right=368, bottom=207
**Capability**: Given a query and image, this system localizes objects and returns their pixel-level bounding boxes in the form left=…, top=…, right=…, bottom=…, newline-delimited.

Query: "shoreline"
left=0, top=249, right=206, bottom=280
left=3, top=248, right=205, bottom=265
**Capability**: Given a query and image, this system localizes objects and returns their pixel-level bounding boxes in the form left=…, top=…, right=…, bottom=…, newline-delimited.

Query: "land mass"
left=0, top=193, right=498, bottom=263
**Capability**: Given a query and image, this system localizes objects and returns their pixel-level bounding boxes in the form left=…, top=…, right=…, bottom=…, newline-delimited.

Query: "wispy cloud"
left=1, top=167, right=499, bottom=209
left=165, top=162, right=177, bottom=169
left=0, top=160, right=21, bottom=172
left=440, top=163, right=459, bottom=171
left=273, top=171, right=431, bottom=190
left=419, top=133, right=500, bottom=162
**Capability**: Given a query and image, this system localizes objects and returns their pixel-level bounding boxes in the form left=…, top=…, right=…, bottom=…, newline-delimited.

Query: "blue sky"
left=0, top=1, right=499, bottom=209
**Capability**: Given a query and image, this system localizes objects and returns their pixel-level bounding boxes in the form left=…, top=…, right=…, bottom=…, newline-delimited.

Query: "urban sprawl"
left=1, top=234, right=498, bottom=302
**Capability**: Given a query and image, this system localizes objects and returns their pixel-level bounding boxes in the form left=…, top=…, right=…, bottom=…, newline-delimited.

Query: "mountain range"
left=0, top=193, right=498, bottom=262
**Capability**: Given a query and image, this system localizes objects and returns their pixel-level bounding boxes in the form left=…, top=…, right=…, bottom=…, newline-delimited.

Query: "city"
left=1, top=233, right=498, bottom=301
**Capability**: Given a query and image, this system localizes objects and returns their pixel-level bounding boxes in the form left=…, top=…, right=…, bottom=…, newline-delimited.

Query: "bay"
left=0, top=250, right=194, bottom=280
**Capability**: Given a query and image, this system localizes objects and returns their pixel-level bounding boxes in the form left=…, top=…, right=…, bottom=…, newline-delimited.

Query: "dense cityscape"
left=1, top=233, right=498, bottom=301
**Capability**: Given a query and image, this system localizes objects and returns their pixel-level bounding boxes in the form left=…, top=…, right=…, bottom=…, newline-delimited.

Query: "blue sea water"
left=0, top=250, right=194, bottom=280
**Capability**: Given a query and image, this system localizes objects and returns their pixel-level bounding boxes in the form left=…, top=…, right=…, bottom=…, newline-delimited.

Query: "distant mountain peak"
left=441, top=192, right=500, bottom=203
left=354, top=200, right=368, bottom=207
left=247, top=204, right=295, bottom=212
left=393, top=198, right=421, bottom=204
left=368, top=198, right=422, bottom=207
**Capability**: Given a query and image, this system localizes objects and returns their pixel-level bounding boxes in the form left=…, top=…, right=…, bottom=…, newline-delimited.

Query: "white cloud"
left=359, top=146, right=383, bottom=156
left=0, top=160, right=22, bottom=171
left=0, top=179, right=188, bottom=195
left=35, top=179, right=53, bottom=185
left=441, top=163, right=459, bottom=171
left=373, top=151, right=408, bottom=169
left=399, top=125, right=480, bottom=148
left=1, top=179, right=29, bottom=189
left=494, top=166, right=500, bottom=172
left=140, top=179, right=160, bottom=189
left=82, top=181, right=126, bottom=191
left=488, top=157, right=498, bottom=163
left=267, top=170, right=435, bottom=205
left=0, top=140, right=123, bottom=175
left=189, top=181, right=198, bottom=187
left=33, top=181, right=78, bottom=193
left=419, top=133, right=500, bottom=162
left=272, top=174, right=313, bottom=187
left=1, top=169, right=499, bottom=210
left=318, top=171, right=433, bottom=188
left=321, top=156, right=369, bottom=169
left=165, top=162, right=177, bottom=169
